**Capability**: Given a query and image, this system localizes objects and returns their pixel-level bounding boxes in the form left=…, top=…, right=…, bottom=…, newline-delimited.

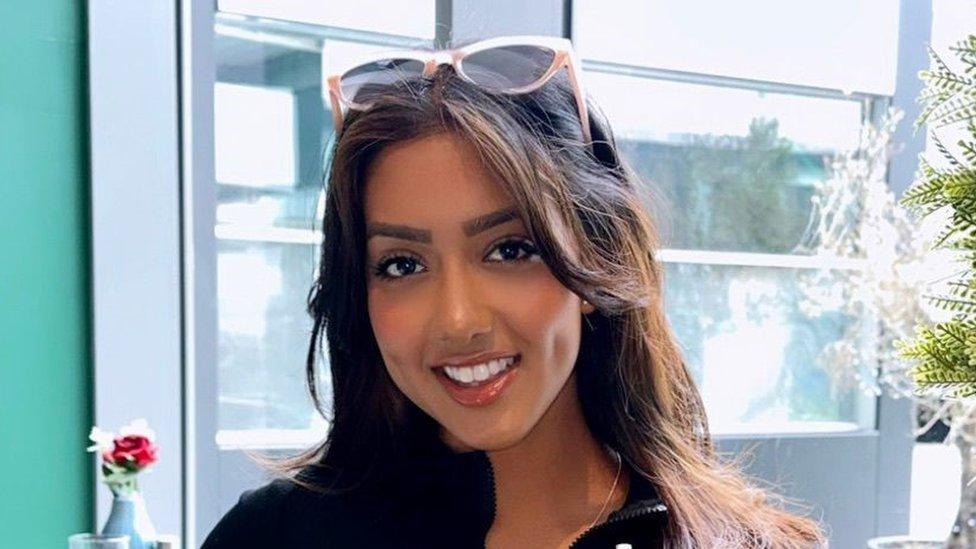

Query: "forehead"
left=363, top=132, right=513, bottom=223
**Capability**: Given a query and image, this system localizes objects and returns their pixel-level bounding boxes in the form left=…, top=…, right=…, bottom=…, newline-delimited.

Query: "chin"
left=440, top=421, right=530, bottom=452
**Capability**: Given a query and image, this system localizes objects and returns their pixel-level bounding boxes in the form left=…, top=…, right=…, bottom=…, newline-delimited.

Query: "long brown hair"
left=254, top=41, right=828, bottom=547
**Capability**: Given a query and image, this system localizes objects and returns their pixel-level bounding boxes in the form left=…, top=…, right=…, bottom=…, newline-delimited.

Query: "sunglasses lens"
left=339, top=58, right=426, bottom=106
left=460, top=45, right=556, bottom=90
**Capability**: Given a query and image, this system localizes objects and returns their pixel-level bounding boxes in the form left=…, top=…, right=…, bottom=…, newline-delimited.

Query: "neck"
left=483, top=372, right=629, bottom=531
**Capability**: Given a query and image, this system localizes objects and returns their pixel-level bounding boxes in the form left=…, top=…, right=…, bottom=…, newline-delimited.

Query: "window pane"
left=215, top=83, right=296, bottom=188
left=218, top=0, right=436, bottom=39
left=210, top=15, right=877, bottom=442
left=574, top=0, right=899, bottom=95
left=213, top=16, right=432, bottom=438
left=664, top=262, right=875, bottom=434
left=586, top=71, right=876, bottom=433
left=217, top=240, right=326, bottom=431
left=587, top=70, right=864, bottom=254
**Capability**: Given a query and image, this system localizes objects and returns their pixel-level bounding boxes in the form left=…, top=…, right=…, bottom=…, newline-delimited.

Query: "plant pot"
left=946, top=411, right=976, bottom=548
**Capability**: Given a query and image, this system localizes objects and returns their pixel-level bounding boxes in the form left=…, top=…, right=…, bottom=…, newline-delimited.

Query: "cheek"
left=367, top=289, right=424, bottom=372
left=502, top=274, right=582, bottom=371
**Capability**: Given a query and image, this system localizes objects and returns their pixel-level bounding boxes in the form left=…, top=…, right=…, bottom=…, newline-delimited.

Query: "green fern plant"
left=895, top=35, right=976, bottom=399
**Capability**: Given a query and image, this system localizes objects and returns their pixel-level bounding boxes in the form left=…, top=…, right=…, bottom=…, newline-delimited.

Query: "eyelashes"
left=371, top=237, right=541, bottom=282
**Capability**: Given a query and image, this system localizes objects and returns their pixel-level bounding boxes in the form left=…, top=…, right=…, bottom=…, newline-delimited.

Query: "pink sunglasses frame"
left=324, top=35, right=592, bottom=146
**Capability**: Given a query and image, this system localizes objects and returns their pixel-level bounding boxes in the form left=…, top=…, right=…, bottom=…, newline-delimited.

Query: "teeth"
left=443, top=356, right=516, bottom=385
left=473, top=364, right=490, bottom=381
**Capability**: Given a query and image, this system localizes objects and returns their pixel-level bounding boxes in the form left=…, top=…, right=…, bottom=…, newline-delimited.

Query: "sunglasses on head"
left=324, top=35, right=592, bottom=147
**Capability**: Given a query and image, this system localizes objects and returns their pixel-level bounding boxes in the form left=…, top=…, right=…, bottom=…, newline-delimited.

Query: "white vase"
left=101, top=490, right=158, bottom=549
left=946, top=415, right=976, bottom=548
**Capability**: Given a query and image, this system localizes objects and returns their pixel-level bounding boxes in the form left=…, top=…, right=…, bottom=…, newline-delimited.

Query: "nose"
left=432, top=258, right=492, bottom=344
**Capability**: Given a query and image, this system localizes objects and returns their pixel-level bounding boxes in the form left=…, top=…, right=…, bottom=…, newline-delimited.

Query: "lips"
left=435, top=354, right=522, bottom=407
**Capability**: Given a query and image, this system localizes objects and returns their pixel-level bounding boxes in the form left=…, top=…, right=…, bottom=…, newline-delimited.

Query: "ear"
left=581, top=298, right=596, bottom=315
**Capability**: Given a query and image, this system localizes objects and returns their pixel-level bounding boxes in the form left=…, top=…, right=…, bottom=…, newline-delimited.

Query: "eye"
left=485, top=237, right=541, bottom=263
left=370, top=237, right=540, bottom=283
left=372, top=252, right=427, bottom=282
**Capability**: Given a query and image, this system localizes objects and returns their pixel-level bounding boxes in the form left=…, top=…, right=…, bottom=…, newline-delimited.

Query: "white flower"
left=87, top=426, right=115, bottom=453
left=86, top=418, right=157, bottom=453
left=118, top=418, right=156, bottom=442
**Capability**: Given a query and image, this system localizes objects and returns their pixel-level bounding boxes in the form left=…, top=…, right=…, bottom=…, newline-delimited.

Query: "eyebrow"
left=366, top=206, right=521, bottom=243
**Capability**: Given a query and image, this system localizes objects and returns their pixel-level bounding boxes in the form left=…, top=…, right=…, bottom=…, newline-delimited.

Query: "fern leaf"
left=949, top=281, right=976, bottom=303
left=932, top=96, right=976, bottom=128
left=921, top=68, right=973, bottom=94
left=943, top=170, right=976, bottom=215
left=901, top=158, right=945, bottom=208
left=926, top=295, right=976, bottom=314
left=926, top=44, right=958, bottom=82
left=950, top=35, right=976, bottom=75
left=933, top=223, right=961, bottom=249
left=934, top=131, right=964, bottom=168
left=959, top=138, right=976, bottom=166
left=913, top=369, right=976, bottom=388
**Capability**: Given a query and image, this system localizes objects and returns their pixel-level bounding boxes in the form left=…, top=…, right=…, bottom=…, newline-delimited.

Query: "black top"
left=201, top=439, right=668, bottom=548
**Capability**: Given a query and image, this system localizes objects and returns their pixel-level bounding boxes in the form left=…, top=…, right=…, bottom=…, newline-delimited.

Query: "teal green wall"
left=0, top=1, right=93, bottom=546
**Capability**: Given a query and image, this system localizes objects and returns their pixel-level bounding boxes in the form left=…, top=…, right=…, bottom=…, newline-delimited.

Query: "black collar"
left=395, top=436, right=667, bottom=522
left=306, top=436, right=670, bottom=547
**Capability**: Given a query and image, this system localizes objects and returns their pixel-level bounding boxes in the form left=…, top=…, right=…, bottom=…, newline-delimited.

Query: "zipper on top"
left=482, top=450, right=497, bottom=549
left=567, top=502, right=668, bottom=548
left=478, top=449, right=666, bottom=549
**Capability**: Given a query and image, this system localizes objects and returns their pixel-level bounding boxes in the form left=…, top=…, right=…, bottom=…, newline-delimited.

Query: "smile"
left=435, top=354, right=522, bottom=407
left=442, top=355, right=518, bottom=386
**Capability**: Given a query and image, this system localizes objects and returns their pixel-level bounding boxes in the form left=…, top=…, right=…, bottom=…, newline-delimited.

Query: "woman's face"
left=364, top=132, right=594, bottom=452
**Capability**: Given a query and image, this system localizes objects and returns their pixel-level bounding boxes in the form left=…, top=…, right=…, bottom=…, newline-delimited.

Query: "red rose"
left=107, top=435, right=158, bottom=469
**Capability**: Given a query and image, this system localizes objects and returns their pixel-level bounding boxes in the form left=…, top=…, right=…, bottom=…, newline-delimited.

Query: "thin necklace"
left=585, top=448, right=623, bottom=530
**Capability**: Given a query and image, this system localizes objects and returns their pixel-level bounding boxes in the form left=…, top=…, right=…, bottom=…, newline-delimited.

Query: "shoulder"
left=199, top=479, right=296, bottom=547
left=200, top=477, right=343, bottom=548
left=200, top=472, right=403, bottom=549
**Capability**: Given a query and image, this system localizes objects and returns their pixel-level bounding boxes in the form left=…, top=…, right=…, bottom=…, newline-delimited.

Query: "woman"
left=202, top=36, right=827, bottom=548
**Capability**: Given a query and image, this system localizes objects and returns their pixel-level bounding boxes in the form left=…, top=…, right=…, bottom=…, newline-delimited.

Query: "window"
left=573, top=0, right=899, bottom=95
left=211, top=7, right=436, bottom=448
left=562, top=6, right=914, bottom=544
left=89, top=1, right=920, bottom=545
left=577, top=6, right=896, bottom=434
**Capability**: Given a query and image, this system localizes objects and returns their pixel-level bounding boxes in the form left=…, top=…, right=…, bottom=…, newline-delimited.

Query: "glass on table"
left=68, top=533, right=130, bottom=549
